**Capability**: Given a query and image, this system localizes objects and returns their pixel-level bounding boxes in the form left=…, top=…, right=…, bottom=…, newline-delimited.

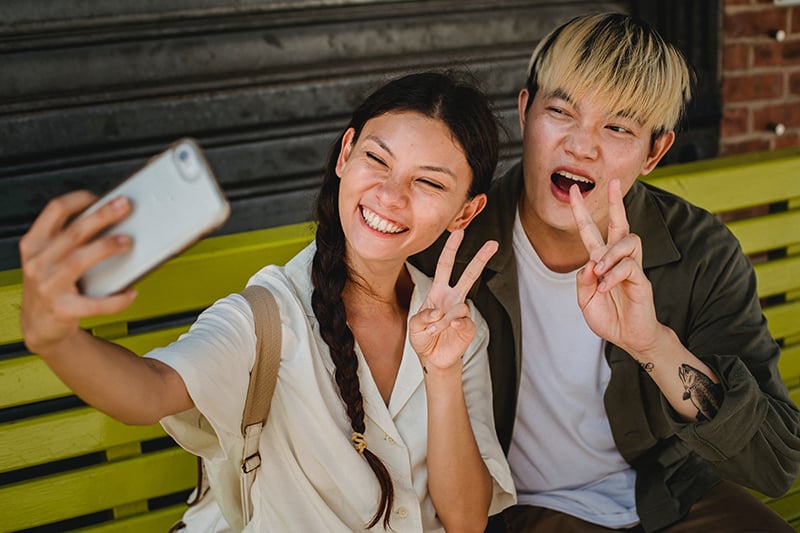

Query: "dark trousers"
left=490, top=480, right=794, bottom=532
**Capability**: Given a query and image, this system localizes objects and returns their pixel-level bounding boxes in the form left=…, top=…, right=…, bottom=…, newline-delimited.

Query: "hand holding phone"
left=78, top=138, right=230, bottom=297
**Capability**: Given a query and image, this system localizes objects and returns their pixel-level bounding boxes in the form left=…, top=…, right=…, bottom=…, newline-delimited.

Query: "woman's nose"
left=376, top=175, right=409, bottom=207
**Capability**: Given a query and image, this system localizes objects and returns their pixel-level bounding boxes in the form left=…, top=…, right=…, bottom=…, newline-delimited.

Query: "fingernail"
left=426, top=325, right=437, bottom=335
left=595, top=261, right=605, bottom=273
left=110, top=197, right=128, bottom=211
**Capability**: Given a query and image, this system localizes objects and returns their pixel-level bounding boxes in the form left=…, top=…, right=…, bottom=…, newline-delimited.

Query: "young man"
left=413, top=12, right=800, bottom=532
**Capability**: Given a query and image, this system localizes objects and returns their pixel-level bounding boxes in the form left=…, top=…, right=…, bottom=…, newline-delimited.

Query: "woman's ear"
left=335, top=128, right=356, bottom=178
left=447, top=193, right=487, bottom=232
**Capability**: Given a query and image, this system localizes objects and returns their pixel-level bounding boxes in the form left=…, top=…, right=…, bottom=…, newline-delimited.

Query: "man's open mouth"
left=551, top=170, right=596, bottom=194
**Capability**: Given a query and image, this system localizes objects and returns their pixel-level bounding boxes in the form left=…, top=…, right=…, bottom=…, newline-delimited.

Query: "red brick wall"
left=721, top=0, right=800, bottom=155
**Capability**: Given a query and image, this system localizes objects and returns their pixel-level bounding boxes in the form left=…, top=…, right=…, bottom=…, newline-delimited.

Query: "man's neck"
left=517, top=202, right=589, bottom=274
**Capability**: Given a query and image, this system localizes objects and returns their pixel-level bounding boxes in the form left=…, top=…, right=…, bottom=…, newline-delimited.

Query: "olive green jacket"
left=411, top=162, right=800, bottom=531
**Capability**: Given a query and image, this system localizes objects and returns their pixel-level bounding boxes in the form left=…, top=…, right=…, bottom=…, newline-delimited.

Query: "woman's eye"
left=366, top=152, right=387, bottom=166
left=419, top=178, right=445, bottom=190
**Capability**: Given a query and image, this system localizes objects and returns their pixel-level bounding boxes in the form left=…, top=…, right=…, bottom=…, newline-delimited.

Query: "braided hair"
left=311, top=71, right=498, bottom=528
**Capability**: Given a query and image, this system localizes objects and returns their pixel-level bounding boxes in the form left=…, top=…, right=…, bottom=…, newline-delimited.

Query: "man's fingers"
left=453, top=240, right=498, bottom=299
left=569, top=184, right=606, bottom=254
left=606, top=179, right=630, bottom=245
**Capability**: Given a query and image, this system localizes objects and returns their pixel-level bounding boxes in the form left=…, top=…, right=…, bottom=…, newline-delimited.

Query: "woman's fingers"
left=453, top=240, right=498, bottom=300
left=432, top=229, right=463, bottom=288
left=19, top=191, right=98, bottom=260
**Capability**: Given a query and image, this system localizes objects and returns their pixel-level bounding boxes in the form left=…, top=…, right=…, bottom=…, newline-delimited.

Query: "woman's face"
left=335, top=110, right=486, bottom=272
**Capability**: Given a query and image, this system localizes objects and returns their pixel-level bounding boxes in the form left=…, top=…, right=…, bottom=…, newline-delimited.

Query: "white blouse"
left=147, top=243, right=515, bottom=532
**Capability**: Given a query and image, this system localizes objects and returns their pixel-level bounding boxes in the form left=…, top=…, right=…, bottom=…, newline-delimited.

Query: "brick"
left=722, top=72, right=784, bottom=102
left=793, top=7, right=800, bottom=33
left=790, top=71, right=800, bottom=95
left=724, top=0, right=751, bottom=6
left=724, top=8, right=787, bottom=39
left=753, top=102, right=800, bottom=130
left=721, top=107, right=751, bottom=137
left=753, top=42, right=783, bottom=67
left=775, top=132, right=800, bottom=148
left=719, top=138, right=772, bottom=156
left=723, top=43, right=750, bottom=70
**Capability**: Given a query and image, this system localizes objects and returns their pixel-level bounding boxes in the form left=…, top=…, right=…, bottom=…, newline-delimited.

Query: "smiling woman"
left=17, top=71, right=515, bottom=532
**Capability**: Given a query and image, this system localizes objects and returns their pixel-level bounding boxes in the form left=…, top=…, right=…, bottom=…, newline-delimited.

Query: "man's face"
left=517, top=87, right=674, bottom=239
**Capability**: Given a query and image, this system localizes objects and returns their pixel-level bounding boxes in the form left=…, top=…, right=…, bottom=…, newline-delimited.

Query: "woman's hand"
left=20, top=191, right=136, bottom=354
left=409, top=230, right=498, bottom=374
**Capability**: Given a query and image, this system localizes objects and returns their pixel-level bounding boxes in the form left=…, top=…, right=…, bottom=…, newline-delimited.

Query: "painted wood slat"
left=644, top=147, right=800, bottom=214
left=755, top=256, right=800, bottom=299
left=728, top=210, right=800, bottom=256
left=764, top=301, right=800, bottom=341
left=74, top=504, right=187, bottom=533
left=0, top=222, right=314, bottom=345
left=0, top=448, right=195, bottom=532
left=0, top=406, right=168, bottom=473
left=0, top=325, right=189, bottom=409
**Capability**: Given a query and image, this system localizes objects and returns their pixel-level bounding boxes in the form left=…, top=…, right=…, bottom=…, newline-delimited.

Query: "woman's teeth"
left=361, top=207, right=406, bottom=234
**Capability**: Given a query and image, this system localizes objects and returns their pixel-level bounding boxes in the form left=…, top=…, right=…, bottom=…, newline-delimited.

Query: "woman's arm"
left=20, top=191, right=192, bottom=424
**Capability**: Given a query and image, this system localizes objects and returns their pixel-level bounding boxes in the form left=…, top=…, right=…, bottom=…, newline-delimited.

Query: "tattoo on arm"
left=636, top=359, right=654, bottom=372
left=678, top=363, right=723, bottom=422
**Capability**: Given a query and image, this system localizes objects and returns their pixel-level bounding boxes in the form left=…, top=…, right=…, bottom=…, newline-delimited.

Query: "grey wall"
left=0, top=0, right=717, bottom=270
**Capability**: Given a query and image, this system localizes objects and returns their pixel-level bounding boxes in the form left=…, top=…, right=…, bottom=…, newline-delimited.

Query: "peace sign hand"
left=409, top=230, right=498, bottom=374
left=569, top=180, right=661, bottom=356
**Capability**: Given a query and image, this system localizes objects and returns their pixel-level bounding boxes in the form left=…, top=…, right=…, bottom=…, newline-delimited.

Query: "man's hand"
left=569, top=180, right=662, bottom=356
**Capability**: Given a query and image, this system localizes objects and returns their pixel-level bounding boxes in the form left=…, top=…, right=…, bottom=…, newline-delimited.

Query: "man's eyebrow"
left=546, top=88, right=574, bottom=105
left=365, top=134, right=456, bottom=178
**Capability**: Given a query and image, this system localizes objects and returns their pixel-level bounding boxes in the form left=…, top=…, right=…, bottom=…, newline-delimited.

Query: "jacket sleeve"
left=662, top=227, right=800, bottom=497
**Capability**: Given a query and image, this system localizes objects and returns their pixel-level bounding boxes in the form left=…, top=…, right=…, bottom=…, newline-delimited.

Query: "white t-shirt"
left=507, top=211, right=639, bottom=528
left=147, top=243, right=515, bottom=532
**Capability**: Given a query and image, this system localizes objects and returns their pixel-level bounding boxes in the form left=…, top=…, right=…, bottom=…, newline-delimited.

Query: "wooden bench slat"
left=645, top=147, right=800, bottom=214
left=75, top=504, right=187, bottom=533
left=0, top=447, right=195, bottom=531
left=0, top=406, right=168, bottom=473
left=0, top=325, right=189, bottom=409
left=0, top=222, right=315, bottom=345
left=779, top=345, right=800, bottom=387
left=755, top=255, right=800, bottom=299
left=764, top=301, right=800, bottom=341
left=727, top=210, right=800, bottom=256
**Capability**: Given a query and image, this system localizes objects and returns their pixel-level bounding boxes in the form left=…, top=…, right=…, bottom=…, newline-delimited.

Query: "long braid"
left=309, top=70, right=499, bottom=529
left=311, top=160, right=394, bottom=529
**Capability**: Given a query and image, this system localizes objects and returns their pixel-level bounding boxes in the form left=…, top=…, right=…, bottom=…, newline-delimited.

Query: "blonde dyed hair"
left=526, top=12, right=693, bottom=138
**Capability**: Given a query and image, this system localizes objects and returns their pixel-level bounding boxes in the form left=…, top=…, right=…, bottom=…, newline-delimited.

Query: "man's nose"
left=564, top=127, right=600, bottom=160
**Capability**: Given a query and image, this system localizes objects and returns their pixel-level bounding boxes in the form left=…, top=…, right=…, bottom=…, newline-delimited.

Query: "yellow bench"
left=0, top=146, right=798, bottom=531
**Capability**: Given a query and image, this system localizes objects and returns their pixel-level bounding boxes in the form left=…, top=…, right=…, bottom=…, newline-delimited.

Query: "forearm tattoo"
left=636, top=359, right=654, bottom=372
left=678, top=363, right=724, bottom=422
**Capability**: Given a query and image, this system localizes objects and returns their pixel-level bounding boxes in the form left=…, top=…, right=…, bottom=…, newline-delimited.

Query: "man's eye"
left=608, top=125, right=632, bottom=134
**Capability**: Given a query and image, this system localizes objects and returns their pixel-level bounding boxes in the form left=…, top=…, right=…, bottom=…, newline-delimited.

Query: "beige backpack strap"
left=238, top=284, right=282, bottom=525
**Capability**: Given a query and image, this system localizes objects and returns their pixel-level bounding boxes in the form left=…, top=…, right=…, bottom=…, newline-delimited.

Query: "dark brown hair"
left=310, top=71, right=498, bottom=528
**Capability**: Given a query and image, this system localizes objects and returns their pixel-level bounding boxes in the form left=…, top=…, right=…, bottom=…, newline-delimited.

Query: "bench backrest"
left=1, top=147, right=798, bottom=531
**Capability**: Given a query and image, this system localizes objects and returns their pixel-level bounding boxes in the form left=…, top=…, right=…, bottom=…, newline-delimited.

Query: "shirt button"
left=396, top=506, right=409, bottom=518
left=385, top=435, right=395, bottom=444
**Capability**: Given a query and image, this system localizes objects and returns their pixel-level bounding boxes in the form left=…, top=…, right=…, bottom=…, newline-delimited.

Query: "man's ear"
left=447, top=193, right=487, bottom=232
left=640, top=131, right=675, bottom=176
left=517, top=88, right=531, bottom=136
left=335, top=128, right=356, bottom=178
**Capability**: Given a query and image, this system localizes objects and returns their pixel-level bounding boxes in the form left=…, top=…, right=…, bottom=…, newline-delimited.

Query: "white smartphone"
left=78, top=138, right=230, bottom=297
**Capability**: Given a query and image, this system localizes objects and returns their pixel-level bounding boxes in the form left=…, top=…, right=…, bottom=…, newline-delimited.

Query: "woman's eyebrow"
left=365, top=134, right=456, bottom=178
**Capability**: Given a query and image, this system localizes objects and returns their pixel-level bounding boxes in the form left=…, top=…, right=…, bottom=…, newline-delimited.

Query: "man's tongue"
left=551, top=172, right=595, bottom=194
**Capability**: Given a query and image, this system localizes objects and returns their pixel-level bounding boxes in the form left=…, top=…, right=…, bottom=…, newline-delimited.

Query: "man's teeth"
left=556, top=170, right=593, bottom=185
left=362, top=207, right=406, bottom=234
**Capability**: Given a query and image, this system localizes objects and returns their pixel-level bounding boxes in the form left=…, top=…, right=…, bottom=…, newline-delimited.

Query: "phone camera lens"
left=174, top=142, right=200, bottom=181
